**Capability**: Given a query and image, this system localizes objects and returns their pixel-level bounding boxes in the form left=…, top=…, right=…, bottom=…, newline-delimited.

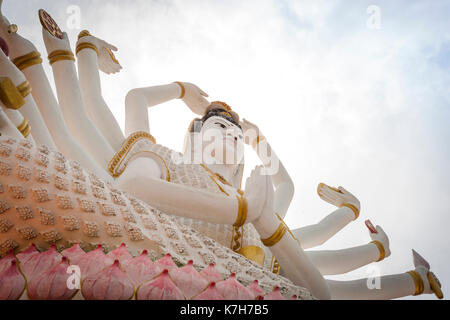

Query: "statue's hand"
left=368, top=224, right=391, bottom=258
left=245, top=166, right=273, bottom=223
left=240, top=118, right=261, bottom=146
left=180, top=82, right=210, bottom=115
left=42, top=28, right=71, bottom=55
left=76, top=35, right=122, bottom=75
left=0, top=2, right=37, bottom=59
left=317, top=183, right=361, bottom=212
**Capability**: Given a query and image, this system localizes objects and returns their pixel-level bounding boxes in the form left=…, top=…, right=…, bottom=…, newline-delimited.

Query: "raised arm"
left=76, top=31, right=124, bottom=151
left=0, top=12, right=112, bottom=181
left=241, top=119, right=294, bottom=218
left=292, top=184, right=360, bottom=249
left=125, top=82, right=210, bottom=136
left=40, top=18, right=115, bottom=170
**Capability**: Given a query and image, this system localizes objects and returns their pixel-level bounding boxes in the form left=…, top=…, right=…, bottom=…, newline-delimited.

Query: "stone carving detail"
left=0, top=218, right=13, bottom=233
left=38, top=207, right=55, bottom=225
left=16, top=225, right=38, bottom=240
left=15, top=206, right=34, bottom=220
left=16, top=165, right=32, bottom=181
left=0, top=200, right=10, bottom=214
left=0, top=161, right=12, bottom=176
left=61, top=215, right=81, bottom=231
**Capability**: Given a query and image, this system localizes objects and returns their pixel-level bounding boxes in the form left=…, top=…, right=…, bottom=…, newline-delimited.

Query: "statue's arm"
left=0, top=106, right=22, bottom=139
left=76, top=32, right=124, bottom=151
left=0, top=22, right=112, bottom=181
left=41, top=28, right=115, bottom=170
left=240, top=119, right=294, bottom=218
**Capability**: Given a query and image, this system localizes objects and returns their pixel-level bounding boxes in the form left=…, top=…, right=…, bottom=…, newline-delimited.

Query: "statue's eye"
left=216, top=122, right=227, bottom=129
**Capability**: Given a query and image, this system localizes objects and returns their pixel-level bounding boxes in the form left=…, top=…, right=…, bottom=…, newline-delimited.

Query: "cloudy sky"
left=3, top=0, right=449, bottom=299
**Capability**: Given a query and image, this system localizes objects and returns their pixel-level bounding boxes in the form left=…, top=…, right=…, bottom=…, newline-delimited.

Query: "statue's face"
left=198, top=116, right=244, bottom=166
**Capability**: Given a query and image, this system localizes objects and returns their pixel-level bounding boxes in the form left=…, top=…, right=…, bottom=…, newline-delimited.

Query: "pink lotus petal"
left=155, top=253, right=177, bottom=270
left=291, top=294, right=298, bottom=300
left=81, top=260, right=134, bottom=300
left=192, top=282, right=225, bottom=300
left=247, top=280, right=265, bottom=297
left=27, top=257, right=77, bottom=300
left=20, top=244, right=61, bottom=281
left=61, top=243, right=85, bottom=265
left=77, top=245, right=113, bottom=279
left=216, top=273, right=255, bottom=300
left=123, top=250, right=162, bottom=287
left=136, top=269, right=185, bottom=300
left=0, top=260, right=26, bottom=300
left=263, top=286, right=286, bottom=300
left=200, top=263, right=223, bottom=283
left=0, top=250, right=15, bottom=274
left=169, top=260, right=208, bottom=299
left=107, top=243, right=133, bottom=263
left=16, top=243, right=39, bottom=265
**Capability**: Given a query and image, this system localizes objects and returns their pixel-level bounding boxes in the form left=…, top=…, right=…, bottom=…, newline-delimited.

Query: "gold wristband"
left=341, top=203, right=360, bottom=220
left=233, top=194, right=247, bottom=228
left=251, top=136, right=265, bottom=149
left=407, top=270, right=424, bottom=296
left=174, top=82, right=185, bottom=99
left=76, top=42, right=99, bottom=56
left=17, top=118, right=31, bottom=138
left=0, top=78, right=31, bottom=110
left=48, top=50, right=75, bottom=65
left=12, top=52, right=43, bottom=71
left=261, top=221, right=287, bottom=247
left=370, top=240, right=386, bottom=262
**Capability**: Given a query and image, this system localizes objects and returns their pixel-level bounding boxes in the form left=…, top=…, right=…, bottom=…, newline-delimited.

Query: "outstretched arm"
left=241, top=119, right=294, bottom=219
left=292, top=184, right=361, bottom=249
left=305, top=224, right=391, bottom=275
left=76, top=31, right=124, bottom=151
left=125, top=82, right=210, bottom=136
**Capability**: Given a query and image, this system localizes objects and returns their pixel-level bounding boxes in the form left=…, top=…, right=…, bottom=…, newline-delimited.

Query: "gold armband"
left=341, top=203, right=360, bottom=220
left=76, top=42, right=99, bottom=56
left=261, top=220, right=287, bottom=247
left=12, top=52, right=43, bottom=71
left=407, top=270, right=424, bottom=296
left=251, top=136, right=265, bottom=149
left=233, top=194, right=247, bottom=228
left=174, top=82, right=185, bottom=99
left=370, top=240, right=386, bottom=262
left=48, top=50, right=75, bottom=65
left=78, top=30, right=92, bottom=40
left=17, top=118, right=31, bottom=138
left=0, top=78, right=31, bottom=110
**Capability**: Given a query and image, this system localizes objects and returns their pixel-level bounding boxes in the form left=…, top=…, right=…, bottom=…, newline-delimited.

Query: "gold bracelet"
left=0, top=78, right=31, bottom=110
left=17, top=118, right=31, bottom=138
left=17, top=81, right=32, bottom=98
left=407, top=270, right=424, bottom=296
left=370, top=240, right=386, bottom=262
left=233, top=194, right=247, bottom=228
left=261, top=220, right=287, bottom=247
left=12, top=52, right=43, bottom=71
left=76, top=42, right=99, bottom=56
left=251, top=135, right=265, bottom=149
left=174, top=82, right=185, bottom=99
left=341, top=203, right=360, bottom=220
left=48, top=50, right=75, bottom=65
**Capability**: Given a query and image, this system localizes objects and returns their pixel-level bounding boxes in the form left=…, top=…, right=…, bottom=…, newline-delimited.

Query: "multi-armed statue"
left=0, top=2, right=443, bottom=300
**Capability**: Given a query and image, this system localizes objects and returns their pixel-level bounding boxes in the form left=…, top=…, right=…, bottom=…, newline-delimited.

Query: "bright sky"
left=4, top=0, right=449, bottom=300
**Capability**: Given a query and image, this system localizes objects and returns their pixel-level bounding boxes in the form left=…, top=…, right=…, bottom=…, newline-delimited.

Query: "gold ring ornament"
left=12, top=52, right=43, bottom=71
left=39, top=9, right=64, bottom=39
left=407, top=270, right=424, bottom=296
left=174, top=82, right=185, bottom=99
left=78, top=30, right=92, bottom=40
left=251, top=135, right=265, bottom=149
left=427, top=271, right=444, bottom=299
left=261, top=220, right=288, bottom=247
left=47, top=50, right=75, bottom=65
left=17, top=118, right=31, bottom=138
left=233, top=193, right=247, bottom=228
left=370, top=240, right=386, bottom=262
left=0, top=78, right=32, bottom=110
left=340, top=203, right=360, bottom=220
left=76, top=42, right=99, bottom=56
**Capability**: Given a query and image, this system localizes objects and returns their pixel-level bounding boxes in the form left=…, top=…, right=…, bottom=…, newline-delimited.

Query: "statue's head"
left=183, top=101, right=245, bottom=187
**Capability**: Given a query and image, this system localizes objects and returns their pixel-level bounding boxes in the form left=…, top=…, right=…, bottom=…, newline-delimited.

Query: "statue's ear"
left=189, top=118, right=202, bottom=133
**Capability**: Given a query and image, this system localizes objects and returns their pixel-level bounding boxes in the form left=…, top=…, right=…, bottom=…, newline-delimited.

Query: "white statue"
left=0, top=3, right=443, bottom=300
